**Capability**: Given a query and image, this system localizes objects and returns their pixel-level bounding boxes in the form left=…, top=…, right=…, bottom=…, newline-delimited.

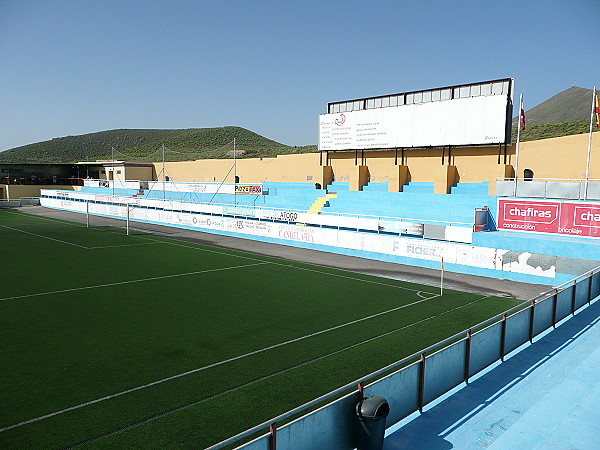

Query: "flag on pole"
left=595, top=92, right=600, bottom=129
left=520, top=103, right=526, bottom=131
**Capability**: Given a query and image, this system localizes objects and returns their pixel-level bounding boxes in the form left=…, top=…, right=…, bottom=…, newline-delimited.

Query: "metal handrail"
left=496, top=177, right=600, bottom=183
left=46, top=189, right=474, bottom=229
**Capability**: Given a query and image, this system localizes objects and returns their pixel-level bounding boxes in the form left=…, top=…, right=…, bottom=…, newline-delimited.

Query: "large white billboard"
left=319, top=88, right=511, bottom=150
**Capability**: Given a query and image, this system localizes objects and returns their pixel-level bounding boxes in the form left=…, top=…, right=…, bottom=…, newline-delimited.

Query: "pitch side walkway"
left=384, top=297, right=600, bottom=449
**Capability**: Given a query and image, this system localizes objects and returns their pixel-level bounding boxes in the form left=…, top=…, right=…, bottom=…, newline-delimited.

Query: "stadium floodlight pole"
left=234, top=138, right=237, bottom=206
left=111, top=147, right=115, bottom=195
left=584, top=86, right=596, bottom=201
left=162, top=144, right=166, bottom=201
left=513, top=93, right=523, bottom=197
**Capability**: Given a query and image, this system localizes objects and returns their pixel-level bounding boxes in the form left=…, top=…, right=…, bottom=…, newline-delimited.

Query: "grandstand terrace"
left=3, top=79, right=600, bottom=448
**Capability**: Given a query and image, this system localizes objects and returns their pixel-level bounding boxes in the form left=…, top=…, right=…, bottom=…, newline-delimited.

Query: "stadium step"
left=308, top=193, right=337, bottom=214
left=362, top=181, right=388, bottom=192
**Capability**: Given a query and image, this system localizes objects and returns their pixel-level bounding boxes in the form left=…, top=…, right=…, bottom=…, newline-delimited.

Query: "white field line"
left=0, top=263, right=269, bottom=303
left=3, top=293, right=493, bottom=438
left=0, top=292, right=450, bottom=433
left=4, top=209, right=439, bottom=296
left=136, top=236, right=438, bottom=297
left=87, top=242, right=162, bottom=249
left=0, top=221, right=160, bottom=250
left=0, top=225, right=89, bottom=249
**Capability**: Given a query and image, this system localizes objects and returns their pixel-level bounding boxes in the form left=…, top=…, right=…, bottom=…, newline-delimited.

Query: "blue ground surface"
left=384, top=297, right=600, bottom=449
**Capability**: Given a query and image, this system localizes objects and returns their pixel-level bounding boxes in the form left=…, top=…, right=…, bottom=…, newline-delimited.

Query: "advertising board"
left=497, top=199, right=600, bottom=238
left=319, top=94, right=509, bottom=150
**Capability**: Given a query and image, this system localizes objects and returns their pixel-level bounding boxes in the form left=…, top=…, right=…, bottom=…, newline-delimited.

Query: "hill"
left=0, top=127, right=317, bottom=163
left=515, top=86, right=594, bottom=127
left=511, top=119, right=598, bottom=142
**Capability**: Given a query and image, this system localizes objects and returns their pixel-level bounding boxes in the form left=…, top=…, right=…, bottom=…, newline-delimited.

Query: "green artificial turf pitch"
left=0, top=209, right=522, bottom=448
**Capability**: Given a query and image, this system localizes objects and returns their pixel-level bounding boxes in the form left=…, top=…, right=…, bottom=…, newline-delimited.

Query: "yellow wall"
left=515, top=133, right=600, bottom=180
left=154, top=153, right=324, bottom=184
left=3, top=185, right=76, bottom=200
left=124, top=166, right=154, bottom=182
left=125, top=132, right=600, bottom=194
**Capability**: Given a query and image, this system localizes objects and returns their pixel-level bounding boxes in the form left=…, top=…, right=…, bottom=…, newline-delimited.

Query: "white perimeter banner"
left=146, top=181, right=263, bottom=195
left=319, top=94, right=508, bottom=150
left=41, top=196, right=554, bottom=278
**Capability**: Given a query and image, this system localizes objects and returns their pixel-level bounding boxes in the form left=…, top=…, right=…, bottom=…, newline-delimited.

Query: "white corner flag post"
left=86, top=200, right=90, bottom=228
left=126, top=202, right=130, bottom=236
left=440, top=256, right=445, bottom=296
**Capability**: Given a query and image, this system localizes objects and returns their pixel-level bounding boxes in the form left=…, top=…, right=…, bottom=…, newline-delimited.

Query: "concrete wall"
left=2, top=184, right=76, bottom=200
left=153, top=153, right=324, bottom=185
left=516, top=133, right=600, bottom=180
left=128, top=132, right=600, bottom=194
left=124, top=166, right=154, bottom=182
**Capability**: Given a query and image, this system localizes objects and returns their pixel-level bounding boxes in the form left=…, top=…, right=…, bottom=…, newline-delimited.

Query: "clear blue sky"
left=1, top=0, right=598, bottom=152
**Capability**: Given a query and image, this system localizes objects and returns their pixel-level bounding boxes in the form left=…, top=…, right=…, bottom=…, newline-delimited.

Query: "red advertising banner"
left=498, top=199, right=600, bottom=238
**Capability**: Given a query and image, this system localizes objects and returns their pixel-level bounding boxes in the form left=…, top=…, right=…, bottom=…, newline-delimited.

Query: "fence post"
left=571, top=280, right=577, bottom=315
left=500, top=315, right=507, bottom=361
left=552, top=290, right=558, bottom=328
left=418, top=353, right=426, bottom=412
left=528, top=301, right=536, bottom=343
left=464, top=330, right=472, bottom=383
left=269, top=423, right=277, bottom=450
left=357, top=382, right=364, bottom=401
left=588, top=274, right=593, bottom=304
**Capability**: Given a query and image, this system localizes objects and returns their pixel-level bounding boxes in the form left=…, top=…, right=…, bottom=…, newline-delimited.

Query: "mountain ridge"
left=0, top=127, right=317, bottom=164
left=1, top=86, right=597, bottom=163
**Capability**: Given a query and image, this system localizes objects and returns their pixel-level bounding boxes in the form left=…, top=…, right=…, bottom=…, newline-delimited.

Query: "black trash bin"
left=356, top=395, right=390, bottom=450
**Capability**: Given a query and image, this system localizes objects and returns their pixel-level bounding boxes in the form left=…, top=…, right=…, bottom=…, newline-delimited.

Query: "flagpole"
left=513, top=93, right=524, bottom=197
left=584, top=86, right=596, bottom=200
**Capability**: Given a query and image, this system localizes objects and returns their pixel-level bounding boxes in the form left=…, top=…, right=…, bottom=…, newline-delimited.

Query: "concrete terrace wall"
left=154, top=153, right=323, bottom=184
left=515, top=133, right=600, bottom=180
left=140, top=133, right=599, bottom=195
